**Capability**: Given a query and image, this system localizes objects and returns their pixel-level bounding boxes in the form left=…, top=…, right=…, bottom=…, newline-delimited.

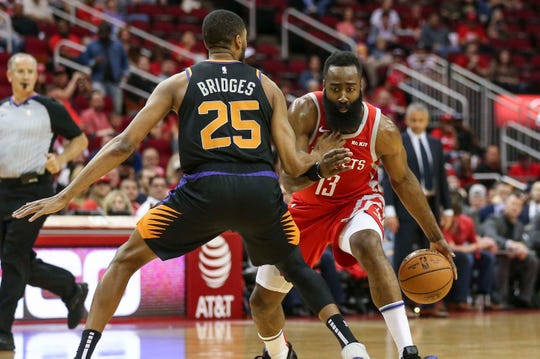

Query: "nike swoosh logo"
left=318, top=126, right=331, bottom=133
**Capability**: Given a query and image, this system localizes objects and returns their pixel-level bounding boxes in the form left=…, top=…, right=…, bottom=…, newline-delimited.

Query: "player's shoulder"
left=374, top=113, right=403, bottom=154
left=289, top=91, right=318, bottom=115
left=155, top=71, right=189, bottom=96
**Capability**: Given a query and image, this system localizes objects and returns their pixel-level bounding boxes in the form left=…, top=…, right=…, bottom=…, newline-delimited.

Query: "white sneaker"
left=341, top=342, right=371, bottom=359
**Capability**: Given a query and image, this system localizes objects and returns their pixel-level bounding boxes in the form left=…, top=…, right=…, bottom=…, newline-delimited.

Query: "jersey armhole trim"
left=370, top=108, right=381, bottom=162
left=306, top=92, right=321, bottom=147
left=185, top=67, right=192, bottom=81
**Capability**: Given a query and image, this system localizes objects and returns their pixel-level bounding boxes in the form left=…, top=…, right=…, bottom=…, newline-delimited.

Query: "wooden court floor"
left=1, top=311, right=539, bottom=358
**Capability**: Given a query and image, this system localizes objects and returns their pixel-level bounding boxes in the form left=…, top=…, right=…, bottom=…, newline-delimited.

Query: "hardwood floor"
left=1, top=311, right=538, bottom=358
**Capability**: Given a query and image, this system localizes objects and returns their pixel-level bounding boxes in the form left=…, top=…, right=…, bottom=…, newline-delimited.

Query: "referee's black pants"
left=0, top=179, right=77, bottom=335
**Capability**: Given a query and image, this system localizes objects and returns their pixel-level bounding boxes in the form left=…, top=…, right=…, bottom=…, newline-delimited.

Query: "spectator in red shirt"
left=79, top=175, right=112, bottom=213
left=454, top=42, right=490, bottom=77
left=336, top=7, right=356, bottom=39
left=371, top=70, right=407, bottom=127
left=456, top=12, right=488, bottom=47
left=49, top=19, right=82, bottom=60
left=80, top=90, right=115, bottom=153
left=76, top=0, right=104, bottom=26
left=175, top=30, right=205, bottom=70
left=140, top=120, right=174, bottom=171
left=453, top=152, right=477, bottom=190
left=443, top=191, right=498, bottom=312
left=430, top=113, right=459, bottom=162
left=507, top=153, right=540, bottom=184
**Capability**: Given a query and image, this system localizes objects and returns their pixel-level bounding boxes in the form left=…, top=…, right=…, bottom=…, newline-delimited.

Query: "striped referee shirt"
left=0, top=95, right=83, bottom=178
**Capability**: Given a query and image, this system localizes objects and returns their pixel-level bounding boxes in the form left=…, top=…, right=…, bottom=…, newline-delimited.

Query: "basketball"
left=398, top=249, right=453, bottom=304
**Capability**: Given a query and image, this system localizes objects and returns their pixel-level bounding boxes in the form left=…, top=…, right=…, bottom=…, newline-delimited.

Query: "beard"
left=239, top=44, right=246, bottom=61
left=322, top=92, right=364, bottom=134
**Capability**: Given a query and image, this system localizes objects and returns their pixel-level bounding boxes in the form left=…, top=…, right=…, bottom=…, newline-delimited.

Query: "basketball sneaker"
left=0, top=332, right=15, bottom=351
left=341, top=342, right=371, bottom=359
left=254, top=342, right=297, bottom=359
left=402, top=345, right=439, bottom=359
left=66, top=282, right=89, bottom=329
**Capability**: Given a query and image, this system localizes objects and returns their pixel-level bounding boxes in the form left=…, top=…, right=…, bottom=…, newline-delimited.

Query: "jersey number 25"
left=199, top=100, right=261, bottom=150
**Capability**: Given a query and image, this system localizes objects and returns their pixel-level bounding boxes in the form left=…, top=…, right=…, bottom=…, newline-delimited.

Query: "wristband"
left=303, top=161, right=324, bottom=181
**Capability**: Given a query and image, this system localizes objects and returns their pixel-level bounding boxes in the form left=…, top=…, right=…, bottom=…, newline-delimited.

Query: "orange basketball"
left=398, top=249, right=454, bottom=304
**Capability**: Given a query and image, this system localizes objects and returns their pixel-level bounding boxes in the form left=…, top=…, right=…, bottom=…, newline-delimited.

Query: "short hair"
left=322, top=51, right=362, bottom=78
left=202, top=9, right=245, bottom=49
left=7, top=53, right=36, bottom=71
left=149, top=175, right=167, bottom=187
left=405, top=102, right=429, bottom=119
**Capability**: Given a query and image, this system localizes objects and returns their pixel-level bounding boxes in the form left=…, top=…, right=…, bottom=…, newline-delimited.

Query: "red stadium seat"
left=512, top=54, right=527, bottom=67
left=506, top=37, right=532, bottom=52
left=24, top=37, right=50, bottom=63
left=320, top=15, right=339, bottom=28
left=531, top=54, right=540, bottom=68
left=0, top=85, right=11, bottom=99
left=289, top=59, right=307, bottom=74
left=129, top=20, right=150, bottom=32
left=256, top=43, right=280, bottom=59
left=262, top=59, right=287, bottom=77
left=153, top=21, right=177, bottom=36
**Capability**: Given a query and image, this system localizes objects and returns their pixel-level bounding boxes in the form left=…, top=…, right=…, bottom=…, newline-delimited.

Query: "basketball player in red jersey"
left=250, top=51, right=457, bottom=359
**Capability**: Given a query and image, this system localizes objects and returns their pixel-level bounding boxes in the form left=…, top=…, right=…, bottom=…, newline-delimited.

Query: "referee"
left=0, top=53, right=89, bottom=351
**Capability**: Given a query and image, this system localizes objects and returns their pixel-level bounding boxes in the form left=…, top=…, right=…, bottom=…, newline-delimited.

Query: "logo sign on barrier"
left=494, top=94, right=540, bottom=128
left=0, top=248, right=185, bottom=320
left=186, top=232, right=243, bottom=319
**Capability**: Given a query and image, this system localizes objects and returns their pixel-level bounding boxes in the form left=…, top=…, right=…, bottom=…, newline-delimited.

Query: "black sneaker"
left=0, top=332, right=14, bottom=351
left=67, top=282, right=89, bottom=329
left=402, top=346, right=438, bottom=359
left=254, top=342, right=298, bottom=359
left=402, top=346, right=420, bottom=359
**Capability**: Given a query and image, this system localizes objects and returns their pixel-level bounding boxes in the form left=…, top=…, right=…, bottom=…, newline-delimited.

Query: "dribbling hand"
left=430, top=239, right=458, bottom=280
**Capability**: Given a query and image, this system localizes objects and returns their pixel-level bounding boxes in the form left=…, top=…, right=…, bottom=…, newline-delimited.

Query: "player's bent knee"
left=349, top=230, right=383, bottom=260
left=249, top=284, right=285, bottom=316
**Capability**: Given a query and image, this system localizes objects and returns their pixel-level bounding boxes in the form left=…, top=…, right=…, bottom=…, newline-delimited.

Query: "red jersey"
left=290, top=92, right=385, bottom=267
left=292, top=91, right=384, bottom=206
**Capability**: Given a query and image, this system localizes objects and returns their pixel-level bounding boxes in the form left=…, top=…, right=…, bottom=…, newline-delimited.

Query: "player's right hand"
left=430, top=239, right=458, bottom=280
left=312, top=132, right=345, bottom=157
left=12, top=194, right=69, bottom=222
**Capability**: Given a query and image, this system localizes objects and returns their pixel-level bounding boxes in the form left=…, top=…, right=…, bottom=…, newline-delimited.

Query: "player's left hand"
left=430, top=239, right=458, bottom=280
left=319, top=148, right=353, bottom=178
left=12, top=194, right=69, bottom=222
left=44, top=153, right=61, bottom=174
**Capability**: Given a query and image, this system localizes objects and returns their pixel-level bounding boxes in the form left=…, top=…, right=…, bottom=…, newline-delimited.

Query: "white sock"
left=258, top=330, right=289, bottom=359
left=379, top=301, right=414, bottom=357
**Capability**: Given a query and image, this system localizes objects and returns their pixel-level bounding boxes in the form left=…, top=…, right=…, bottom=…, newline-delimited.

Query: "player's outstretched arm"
left=377, top=115, right=457, bottom=278
left=13, top=74, right=187, bottom=222
left=264, top=75, right=314, bottom=177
